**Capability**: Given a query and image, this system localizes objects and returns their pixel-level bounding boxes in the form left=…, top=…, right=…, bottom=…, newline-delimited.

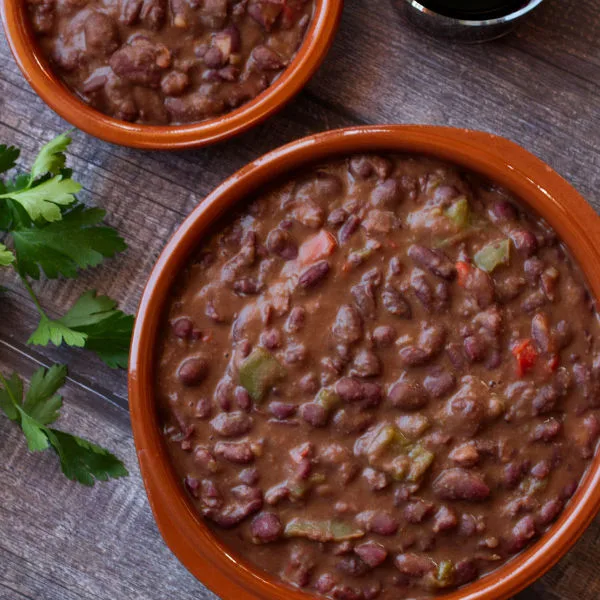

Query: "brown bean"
left=328, top=207, right=349, bottom=228
left=351, top=282, right=377, bottom=319
left=315, top=574, right=336, bottom=594
left=286, top=306, right=306, bottom=332
left=269, top=401, right=297, bottom=420
left=177, top=357, right=209, bottom=386
left=463, top=335, right=487, bottom=362
left=266, top=228, right=298, bottom=260
left=509, top=515, right=536, bottom=552
left=336, top=556, right=369, bottom=577
left=454, top=559, right=478, bottom=586
left=247, top=0, right=282, bottom=30
left=408, top=245, right=456, bottom=280
left=210, top=411, right=253, bottom=437
left=298, top=260, right=330, bottom=289
left=432, top=505, right=458, bottom=532
left=371, top=179, right=402, bottom=208
left=233, top=277, right=262, bottom=295
left=511, top=228, right=538, bottom=257
left=172, top=317, right=193, bottom=338
left=214, top=441, right=254, bottom=464
left=489, top=200, right=517, bottom=223
left=410, top=269, right=434, bottom=310
left=403, top=500, right=434, bottom=524
left=433, top=468, right=490, bottom=501
left=448, top=443, right=479, bottom=468
left=398, top=346, right=430, bottom=367
left=531, top=418, right=562, bottom=442
left=531, top=313, right=552, bottom=353
left=537, top=498, right=564, bottom=526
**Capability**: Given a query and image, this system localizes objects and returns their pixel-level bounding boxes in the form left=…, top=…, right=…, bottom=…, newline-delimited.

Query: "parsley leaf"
left=0, top=144, right=20, bottom=175
left=0, top=365, right=128, bottom=485
left=0, top=175, right=81, bottom=222
left=28, top=290, right=134, bottom=369
left=29, top=133, right=72, bottom=182
left=0, top=243, right=15, bottom=266
left=12, top=204, right=127, bottom=279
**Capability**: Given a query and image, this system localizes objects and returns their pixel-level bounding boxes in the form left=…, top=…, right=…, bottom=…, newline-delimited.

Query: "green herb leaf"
left=0, top=144, right=20, bottom=174
left=29, top=133, right=71, bottom=182
left=28, top=290, right=133, bottom=369
left=0, top=365, right=128, bottom=485
left=12, top=204, right=127, bottom=279
left=28, top=315, right=88, bottom=348
left=22, top=363, right=66, bottom=425
left=45, top=428, right=129, bottom=486
left=0, top=243, right=15, bottom=266
left=0, top=175, right=81, bottom=222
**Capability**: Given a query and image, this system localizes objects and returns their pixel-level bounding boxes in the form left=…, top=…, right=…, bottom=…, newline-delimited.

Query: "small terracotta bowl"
left=1, top=0, right=342, bottom=149
left=129, top=125, right=600, bottom=599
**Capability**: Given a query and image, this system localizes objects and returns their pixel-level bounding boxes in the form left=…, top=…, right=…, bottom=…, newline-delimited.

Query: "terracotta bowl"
left=129, top=125, right=600, bottom=599
left=0, top=0, right=343, bottom=149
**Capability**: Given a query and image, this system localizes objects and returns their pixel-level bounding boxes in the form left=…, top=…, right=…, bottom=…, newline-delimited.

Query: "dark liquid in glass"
left=420, top=0, right=528, bottom=18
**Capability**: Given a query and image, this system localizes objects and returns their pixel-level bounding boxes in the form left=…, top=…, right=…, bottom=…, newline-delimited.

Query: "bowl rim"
left=0, top=0, right=343, bottom=149
left=129, top=124, right=600, bottom=600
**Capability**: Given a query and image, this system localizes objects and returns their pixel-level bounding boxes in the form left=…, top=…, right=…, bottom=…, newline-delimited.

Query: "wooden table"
left=1, top=1, right=599, bottom=598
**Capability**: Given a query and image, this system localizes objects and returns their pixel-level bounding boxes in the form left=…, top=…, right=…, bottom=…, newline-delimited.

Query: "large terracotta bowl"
left=129, top=125, right=600, bottom=599
left=0, top=0, right=342, bottom=149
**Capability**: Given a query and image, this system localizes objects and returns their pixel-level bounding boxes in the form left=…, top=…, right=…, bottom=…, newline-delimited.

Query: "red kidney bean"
left=410, top=269, right=434, bottom=310
left=260, top=327, right=282, bottom=349
left=356, top=510, right=399, bottom=535
left=333, top=409, right=375, bottom=435
left=382, top=286, right=412, bottom=319
left=433, top=468, right=490, bottom=501
left=328, top=208, right=349, bottom=228
left=299, top=402, right=328, bottom=427
left=177, top=357, right=209, bottom=386
left=351, top=281, right=377, bottom=319
left=398, top=346, right=431, bottom=367
left=332, top=585, right=363, bottom=600
left=432, top=505, right=458, bottom=532
left=394, top=553, right=434, bottom=577
left=372, top=325, right=397, bottom=347
left=284, top=343, right=308, bottom=364
left=210, top=411, right=253, bottom=437
left=195, top=397, right=212, bottom=419
left=423, top=368, right=455, bottom=398
left=355, top=542, right=388, bottom=568
left=363, top=582, right=382, bottom=600
left=350, top=350, right=381, bottom=378
left=408, top=245, right=456, bottom=280
left=298, top=260, right=330, bottom=289
left=362, top=467, right=390, bottom=491
left=509, top=515, right=536, bottom=552
left=338, top=215, right=361, bottom=243
left=234, top=386, right=252, bottom=412
left=315, top=573, right=337, bottom=594
left=266, top=228, right=298, bottom=260
left=336, top=556, right=369, bottom=577
left=403, top=500, right=434, bottom=524
left=537, top=498, right=564, bottom=526
left=532, top=385, right=559, bottom=415
left=501, top=461, right=527, bottom=489
left=286, top=306, right=306, bottom=333
left=214, top=441, right=254, bottom=464
left=233, top=277, right=262, bottom=295
left=448, top=443, right=479, bottom=468
left=511, top=228, right=538, bottom=257
left=370, top=178, right=402, bottom=209
left=268, top=401, right=297, bottom=420
left=239, top=467, right=259, bottom=485
left=463, top=335, right=487, bottom=362
left=388, top=378, right=428, bottom=410
left=489, top=199, right=517, bottom=223
left=531, top=418, right=562, bottom=442
left=200, top=478, right=223, bottom=508
left=172, top=317, right=193, bottom=338
left=251, top=512, right=282, bottom=543
left=193, top=447, right=218, bottom=472
left=454, top=558, right=479, bottom=586
left=333, top=305, right=364, bottom=344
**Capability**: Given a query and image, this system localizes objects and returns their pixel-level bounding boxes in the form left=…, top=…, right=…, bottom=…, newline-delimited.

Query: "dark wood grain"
left=0, top=0, right=599, bottom=598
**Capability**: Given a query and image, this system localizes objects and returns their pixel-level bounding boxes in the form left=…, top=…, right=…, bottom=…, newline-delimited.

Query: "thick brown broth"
left=156, top=154, right=600, bottom=600
left=27, top=0, right=313, bottom=125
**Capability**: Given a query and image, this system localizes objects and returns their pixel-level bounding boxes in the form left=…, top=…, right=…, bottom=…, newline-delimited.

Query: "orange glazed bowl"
left=129, top=125, right=600, bottom=599
left=1, top=0, right=342, bottom=149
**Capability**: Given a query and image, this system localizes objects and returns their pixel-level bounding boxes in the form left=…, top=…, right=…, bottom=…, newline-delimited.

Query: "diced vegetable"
left=298, top=230, right=337, bottom=265
left=435, top=560, right=456, bottom=588
left=474, top=239, right=511, bottom=273
left=284, top=518, right=365, bottom=542
left=239, top=348, right=286, bottom=402
left=512, top=338, right=538, bottom=377
left=288, top=481, right=309, bottom=501
left=455, top=261, right=471, bottom=286
left=309, top=472, right=326, bottom=485
left=406, top=445, right=435, bottom=482
left=444, top=197, right=470, bottom=229
left=519, top=477, right=548, bottom=495
left=386, top=455, right=410, bottom=481
left=315, top=388, right=341, bottom=412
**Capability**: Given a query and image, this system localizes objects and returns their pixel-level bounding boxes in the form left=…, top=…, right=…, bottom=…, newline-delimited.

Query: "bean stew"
left=156, top=153, right=600, bottom=599
left=27, top=0, right=314, bottom=125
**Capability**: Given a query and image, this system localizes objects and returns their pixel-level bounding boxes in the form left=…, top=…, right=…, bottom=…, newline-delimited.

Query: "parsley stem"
left=19, top=274, right=48, bottom=319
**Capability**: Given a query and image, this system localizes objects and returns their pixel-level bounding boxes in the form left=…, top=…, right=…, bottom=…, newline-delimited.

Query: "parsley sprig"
left=0, top=133, right=132, bottom=484
left=0, top=365, right=128, bottom=485
left=0, top=134, right=132, bottom=368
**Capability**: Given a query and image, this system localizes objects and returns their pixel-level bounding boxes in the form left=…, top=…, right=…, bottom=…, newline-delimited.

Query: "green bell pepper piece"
left=239, top=348, right=286, bottom=402
left=474, top=239, right=511, bottom=273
